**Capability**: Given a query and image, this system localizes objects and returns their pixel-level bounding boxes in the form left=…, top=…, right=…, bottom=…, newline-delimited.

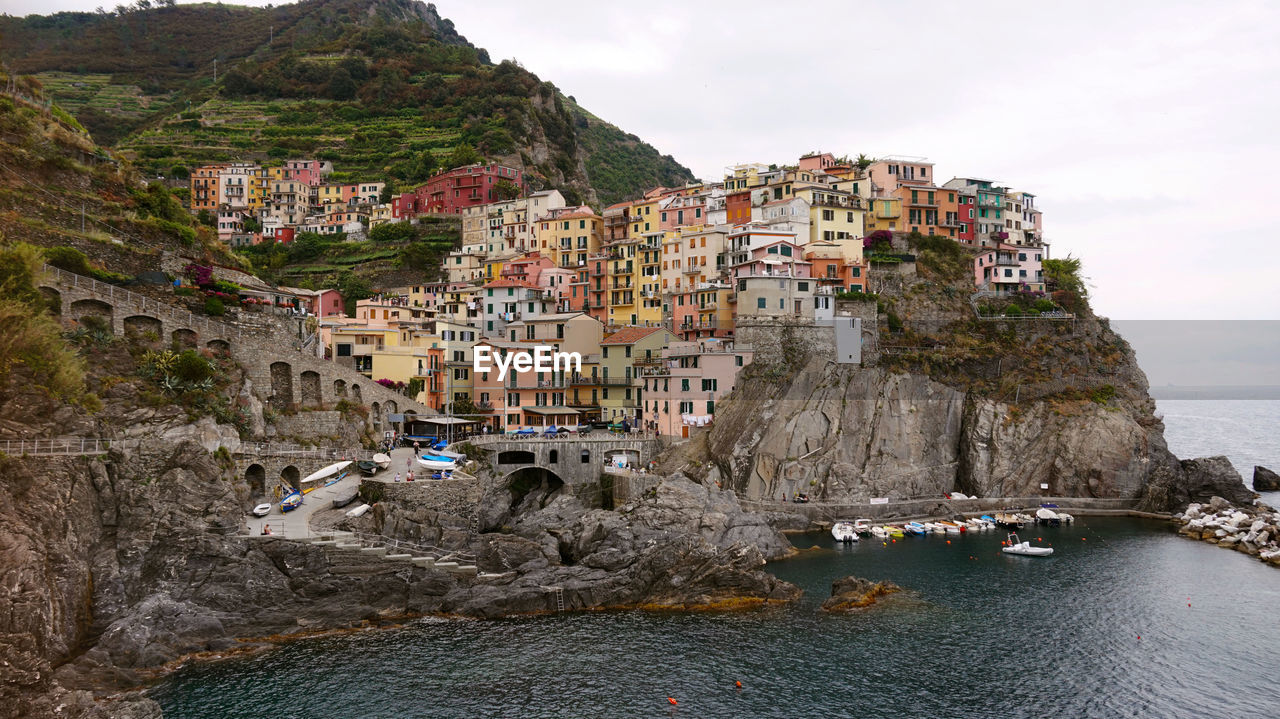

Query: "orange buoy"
left=668, top=697, right=678, bottom=705
left=735, top=681, right=742, bottom=688
left=946, top=540, right=951, bottom=544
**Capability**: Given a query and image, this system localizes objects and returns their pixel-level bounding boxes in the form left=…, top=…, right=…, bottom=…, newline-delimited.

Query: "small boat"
left=301, top=461, right=353, bottom=484
left=995, top=512, right=1024, bottom=529
left=885, top=525, right=904, bottom=538
left=925, top=522, right=945, bottom=534
left=980, top=514, right=996, bottom=524
left=870, top=526, right=889, bottom=538
left=332, top=487, right=359, bottom=509
left=1002, top=532, right=1053, bottom=557
left=938, top=520, right=963, bottom=534
left=357, top=460, right=379, bottom=476
left=1058, top=513, right=1075, bottom=524
left=373, top=453, right=391, bottom=470
left=418, top=453, right=458, bottom=470
left=251, top=503, right=272, bottom=517
left=832, top=521, right=859, bottom=543
left=1036, top=507, right=1062, bottom=526
left=280, top=490, right=302, bottom=512
left=905, top=522, right=927, bottom=535
left=853, top=519, right=874, bottom=535
left=344, top=503, right=371, bottom=518
left=322, top=471, right=347, bottom=487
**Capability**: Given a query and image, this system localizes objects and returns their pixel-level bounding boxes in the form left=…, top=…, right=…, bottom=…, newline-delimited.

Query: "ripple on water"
left=151, top=518, right=1280, bottom=718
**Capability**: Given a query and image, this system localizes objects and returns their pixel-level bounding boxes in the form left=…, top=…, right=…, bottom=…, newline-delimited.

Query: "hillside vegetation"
left=1, top=0, right=696, bottom=206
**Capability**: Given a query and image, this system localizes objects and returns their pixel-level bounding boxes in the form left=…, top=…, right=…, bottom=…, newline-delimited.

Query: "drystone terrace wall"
left=39, top=266, right=433, bottom=423
left=367, top=479, right=484, bottom=519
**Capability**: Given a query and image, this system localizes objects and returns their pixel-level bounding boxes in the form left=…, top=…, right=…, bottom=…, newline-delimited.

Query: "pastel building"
left=643, top=339, right=753, bottom=437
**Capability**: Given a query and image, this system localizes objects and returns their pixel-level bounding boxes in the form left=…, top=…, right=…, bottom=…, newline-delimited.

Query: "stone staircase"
left=297, top=530, right=479, bottom=576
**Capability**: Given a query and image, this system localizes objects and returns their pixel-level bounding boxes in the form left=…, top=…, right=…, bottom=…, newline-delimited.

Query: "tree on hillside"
left=444, top=143, right=482, bottom=170
left=368, top=222, right=418, bottom=243
left=493, top=179, right=521, bottom=201
left=336, top=271, right=372, bottom=315
left=326, top=67, right=357, bottom=101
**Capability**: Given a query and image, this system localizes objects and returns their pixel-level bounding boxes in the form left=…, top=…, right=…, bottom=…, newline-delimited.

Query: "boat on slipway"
left=418, top=454, right=458, bottom=471
left=357, top=460, right=380, bottom=476
left=280, top=490, right=303, bottom=512
left=373, top=453, right=392, bottom=470
left=831, top=521, right=859, bottom=543
left=301, top=461, right=353, bottom=485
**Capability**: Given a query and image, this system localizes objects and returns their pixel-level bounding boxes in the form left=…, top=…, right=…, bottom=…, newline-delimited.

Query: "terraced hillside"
left=1, top=0, right=696, bottom=206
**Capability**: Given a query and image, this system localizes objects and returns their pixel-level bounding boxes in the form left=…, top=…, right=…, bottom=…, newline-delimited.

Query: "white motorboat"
left=832, top=521, right=859, bottom=543
left=301, top=461, right=353, bottom=484
left=853, top=519, right=874, bottom=535
left=1002, top=532, right=1053, bottom=557
left=1036, top=507, right=1062, bottom=525
left=373, top=453, right=392, bottom=470
left=904, top=522, right=927, bottom=535
left=345, top=503, right=371, bottom=518
left=251, top=503, right=272, bottom=517
left=938, top=521, right=963, bottom=534
left=1058, top=513, right=1075, bottom=524
left=870, top=526, right=889, bottom=539
left=925, top=522, right=946, bottom=534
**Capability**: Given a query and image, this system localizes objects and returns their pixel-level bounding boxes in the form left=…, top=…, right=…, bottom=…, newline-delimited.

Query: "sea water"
left=151, top=401, right=1280, bottom=718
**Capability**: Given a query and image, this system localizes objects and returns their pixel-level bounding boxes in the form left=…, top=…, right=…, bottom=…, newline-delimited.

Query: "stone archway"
left=334, top=379, right=347, bottom=398
left=280, top=465, right=300, bottom=490
left=124, top=315, right=163, bottom=340
left=350, top=383, right=362, bottom=403
left=171, top=328, right=198, bottom=348
left=269, top=362, right=293, bottom=410
left=300, top=371, right=322, bottom=408
left=371, top=401, right=382, bottom=431
left=40, top=287, right=61, bottom=316
left=384, top=399, right=397, bottom=414
left=245, top=463, right=266, bottom=498
left=69, top=298, right=112, bottom=327
left=207, top=339, right=231, bottom=355
left=503, top=466, right=567, bottom=513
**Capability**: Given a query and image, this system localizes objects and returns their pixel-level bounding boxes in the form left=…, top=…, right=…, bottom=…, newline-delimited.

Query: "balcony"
left=473, top=400, right=495, bottom=412
left=995, top=256, right=1020, bottom=266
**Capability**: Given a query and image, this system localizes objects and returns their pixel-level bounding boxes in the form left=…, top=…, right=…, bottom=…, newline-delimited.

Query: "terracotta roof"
left=483, top=278, right=541, bottom=290
left=602, top=326, right=669, bottom=345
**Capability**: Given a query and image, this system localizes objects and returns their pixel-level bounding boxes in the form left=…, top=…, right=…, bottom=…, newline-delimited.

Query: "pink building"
left=470, top=339, right=581, bottom=433
left=973, top=242, right=1046, bottom=292
left=642, top=339, right=753, bottom=438
left=282, top=159, right=328, bottom=187
left=730, top=239, right=812, bottom=279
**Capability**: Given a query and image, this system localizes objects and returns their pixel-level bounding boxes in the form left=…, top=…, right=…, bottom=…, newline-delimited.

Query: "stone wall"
left=739, top=495, right=1144, bottom=524
left=735, top=319, right=834, bottom=367
left=271, top=411, right=363, bottom=443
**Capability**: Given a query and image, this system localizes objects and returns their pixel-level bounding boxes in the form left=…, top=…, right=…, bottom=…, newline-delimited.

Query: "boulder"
left=1254, top=466, right=1280, bottom=492
left=819, top=575, right=904, bottom=613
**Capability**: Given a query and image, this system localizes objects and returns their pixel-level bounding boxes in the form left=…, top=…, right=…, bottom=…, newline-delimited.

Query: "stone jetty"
left=1173, top=496, right=1280, bottom=567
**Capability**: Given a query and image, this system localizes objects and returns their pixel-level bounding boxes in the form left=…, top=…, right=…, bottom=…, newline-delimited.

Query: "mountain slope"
left=0, top=0, right=695, bottom=206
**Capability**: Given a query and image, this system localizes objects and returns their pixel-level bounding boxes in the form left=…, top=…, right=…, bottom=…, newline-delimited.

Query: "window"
left=701, top=379, right=718, bottom=391
left=625, top=346, right=632, bottom=358
left=681, top=379, right=690, bottom=392
left=823, top=209, right=834, bottom=221
left=757, top=297, right=766, bottom=309
left=798, top=281, right=809, bottom=291
left=580, top=449, right=590, bottom=464
left=736, top=355, right=744, bottom=367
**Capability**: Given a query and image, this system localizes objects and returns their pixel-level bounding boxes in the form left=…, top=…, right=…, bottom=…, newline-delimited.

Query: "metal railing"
left=0, top=437, right=118, bottom=455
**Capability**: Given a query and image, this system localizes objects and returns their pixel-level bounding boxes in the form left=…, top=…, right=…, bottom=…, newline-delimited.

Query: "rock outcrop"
left=1254, top=466, right=1280, bottom=492
left=1137, top=456, right=1258, bottom=512
left=819, top=575, right=904, bottom=613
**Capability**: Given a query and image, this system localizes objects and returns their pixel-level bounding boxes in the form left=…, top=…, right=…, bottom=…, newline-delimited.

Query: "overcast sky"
left=7, top=0, right=1280, bottom=330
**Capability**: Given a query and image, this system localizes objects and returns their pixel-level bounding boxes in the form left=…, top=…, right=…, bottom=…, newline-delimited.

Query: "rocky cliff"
left=703, top=258, right=1252, bottom=510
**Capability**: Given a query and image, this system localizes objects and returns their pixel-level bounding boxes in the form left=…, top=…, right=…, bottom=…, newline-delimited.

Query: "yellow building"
left=605, top=237, right=640, bottom=326
left=794, top=186, right=864, bottom=245
left=636, top=231, right=664, bottom=325
left=535, top=208, right=604, bottom=270
left=865, top=197, right=902, bottom=233
left=598, top=326, right=676, bottom=423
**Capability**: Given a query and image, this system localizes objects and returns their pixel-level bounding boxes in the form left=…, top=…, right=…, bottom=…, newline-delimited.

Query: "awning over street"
left=522, top=407, right=580, bottom=415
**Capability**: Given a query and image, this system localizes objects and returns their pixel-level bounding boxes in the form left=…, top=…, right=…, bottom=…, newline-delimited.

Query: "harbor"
left=150, top=516, right=1280, bottom=718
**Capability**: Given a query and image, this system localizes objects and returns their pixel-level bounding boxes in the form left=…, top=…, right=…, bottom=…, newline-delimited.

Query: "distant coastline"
left=1150, top=386, right=1280, bottom=400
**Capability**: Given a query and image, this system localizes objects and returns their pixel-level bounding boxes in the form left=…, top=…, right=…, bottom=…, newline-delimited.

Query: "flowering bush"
left=183, top=263, right=213, bottom=286
left=375, top=378, right=407, bottom=391
left=863, top=230, right=892, bottom=248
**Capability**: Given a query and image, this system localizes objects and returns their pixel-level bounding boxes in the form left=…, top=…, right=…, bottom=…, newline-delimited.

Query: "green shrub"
left=835, top=290, right=878, bottom=302
left=1091, top=384, right=1116, bottom=404
left=1032, top=298, right=1056, bottom=313
left=1004, top=305, right=1023, bottom=317
left=174, top=286, right=196, bottom=297
left=172, top=350, right=214, bottom=384
left=886, top=311, right=903, bottom=332
left=203, top=297, right=225, bottom=316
